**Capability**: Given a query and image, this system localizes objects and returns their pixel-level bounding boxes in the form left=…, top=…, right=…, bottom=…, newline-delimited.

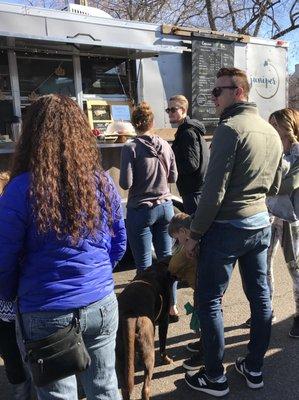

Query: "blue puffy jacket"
left=0, top=172, right=127, bottom=313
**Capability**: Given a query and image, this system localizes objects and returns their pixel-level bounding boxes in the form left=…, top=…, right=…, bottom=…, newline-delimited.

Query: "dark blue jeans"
left=196, top=222, right=272, bottom=379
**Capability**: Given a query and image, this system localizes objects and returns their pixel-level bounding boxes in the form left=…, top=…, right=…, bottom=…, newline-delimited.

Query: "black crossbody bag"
left=20, top=310, right=91, bottom=387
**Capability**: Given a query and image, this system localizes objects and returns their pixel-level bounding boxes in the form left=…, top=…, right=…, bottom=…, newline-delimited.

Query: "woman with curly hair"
left=0, top=94, right=126, bottom=399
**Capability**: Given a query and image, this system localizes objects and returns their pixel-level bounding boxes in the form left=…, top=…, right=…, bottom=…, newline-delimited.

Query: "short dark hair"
left=217, top=67, right=250, bottom=99
left=168, top=212, right=192, bottom=237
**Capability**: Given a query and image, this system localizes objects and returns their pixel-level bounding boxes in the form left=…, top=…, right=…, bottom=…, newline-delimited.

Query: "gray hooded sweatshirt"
left=119, top=134, right=178, bottom=208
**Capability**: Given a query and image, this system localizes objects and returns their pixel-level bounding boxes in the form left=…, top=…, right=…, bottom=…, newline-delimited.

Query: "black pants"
left=0, top=320, right=27, bottom=384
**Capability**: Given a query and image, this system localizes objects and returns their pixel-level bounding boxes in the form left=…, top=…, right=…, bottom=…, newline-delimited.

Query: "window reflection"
left=17, top=54, right=75, bottom=97
left=81, top=57, right=129, bottom=95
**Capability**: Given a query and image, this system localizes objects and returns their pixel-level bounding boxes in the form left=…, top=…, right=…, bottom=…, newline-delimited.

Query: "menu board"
left=192, top=38, right=235, bottom=130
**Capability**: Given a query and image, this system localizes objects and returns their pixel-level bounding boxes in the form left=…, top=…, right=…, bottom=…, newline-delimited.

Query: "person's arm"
left=168, top=148, right=178, bottom=183
left=266, top=155, right=283, bottom=196
left=108, top=177, right=127, bottom=267
left=190, top=125, right=238, bottom=239
left=110, top=219, right=127, bottom=268
left=119, top=144, right=134, bottom=190
left=175, top=129, right=200, bottom=175
left=0, top=180, right=27, bottom=301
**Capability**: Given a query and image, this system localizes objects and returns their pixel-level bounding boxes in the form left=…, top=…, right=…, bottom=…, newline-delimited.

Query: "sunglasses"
left=165, top=107, right=182, bottom=114
left=212, top=86, right=238, bottom=98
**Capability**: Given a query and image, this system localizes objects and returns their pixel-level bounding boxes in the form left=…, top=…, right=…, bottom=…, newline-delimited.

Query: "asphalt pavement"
left=1, top=246, right=298, bottom=399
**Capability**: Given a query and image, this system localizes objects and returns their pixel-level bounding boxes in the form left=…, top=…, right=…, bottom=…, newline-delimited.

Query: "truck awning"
left=0, top=4, right=184, bottom=58
left=0, top=35, right=175, bottom=59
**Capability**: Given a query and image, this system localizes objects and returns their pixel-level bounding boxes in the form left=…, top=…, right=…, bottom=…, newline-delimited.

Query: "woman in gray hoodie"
left=119, top=101, right=179, bottom=318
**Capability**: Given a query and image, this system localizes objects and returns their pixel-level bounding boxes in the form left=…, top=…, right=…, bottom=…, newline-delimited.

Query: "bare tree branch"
left=205, top=0, right=217, bottom=30
left=226, top=0, right=238, bottom=31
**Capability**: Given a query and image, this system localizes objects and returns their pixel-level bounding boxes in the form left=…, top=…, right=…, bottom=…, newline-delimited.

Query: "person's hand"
left=184, top=238, right=198, bottom=259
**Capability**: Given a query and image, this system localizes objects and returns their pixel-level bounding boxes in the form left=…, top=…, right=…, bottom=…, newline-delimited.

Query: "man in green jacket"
left=185, top=67, right=283, bottom=397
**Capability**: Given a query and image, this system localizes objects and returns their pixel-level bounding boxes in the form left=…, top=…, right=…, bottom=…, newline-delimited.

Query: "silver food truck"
left=0, top=2, right=288, bottom=200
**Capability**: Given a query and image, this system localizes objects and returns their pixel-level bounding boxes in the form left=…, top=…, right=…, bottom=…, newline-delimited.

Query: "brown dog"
left=116, top=261, right=174, bottom=400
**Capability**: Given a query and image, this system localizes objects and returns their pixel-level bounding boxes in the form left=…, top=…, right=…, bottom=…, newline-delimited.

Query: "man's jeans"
left=17, top=292, right=120, bottom=400
left=126, top=200, right=174, bottom=270
left=196, top=222, right=272, bottom=379
left=182, top=191, right=202, bottom=215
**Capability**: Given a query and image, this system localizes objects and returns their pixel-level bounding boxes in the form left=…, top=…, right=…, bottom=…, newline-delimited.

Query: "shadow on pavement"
left=155, top=331, right=195, bottom=347
left=151, top=315, right=299, bottom=400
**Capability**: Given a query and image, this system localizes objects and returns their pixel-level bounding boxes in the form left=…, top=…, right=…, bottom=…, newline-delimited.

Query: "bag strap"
left=136, top=137, right=169, bottom=176
left=155, top=152, right=168, bottom=176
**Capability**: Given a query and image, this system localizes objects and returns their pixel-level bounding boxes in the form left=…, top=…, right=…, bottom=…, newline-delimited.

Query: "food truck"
left=0, top=2, right=288, bottom=200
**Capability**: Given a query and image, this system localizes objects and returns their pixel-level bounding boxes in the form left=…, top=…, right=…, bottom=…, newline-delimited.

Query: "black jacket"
left=172, top=117, right=209, bottom=196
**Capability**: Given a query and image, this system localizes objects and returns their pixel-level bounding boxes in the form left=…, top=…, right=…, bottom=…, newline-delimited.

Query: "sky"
left=0, top=0, right=298, bottom=73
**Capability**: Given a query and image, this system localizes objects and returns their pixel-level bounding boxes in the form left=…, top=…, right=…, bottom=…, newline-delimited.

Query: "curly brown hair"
left=10, top=94, right=113, bottom=242
left=131, top=101, right=154, bottom=133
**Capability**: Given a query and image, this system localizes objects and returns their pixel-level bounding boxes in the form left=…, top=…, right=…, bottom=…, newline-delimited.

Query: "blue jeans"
left=17, top=292, right=120, bottom=400
left=126, top=200, right=174, bottom=269
left=196, top=223, right=272, bottom=379
left=126, top=200, right=177, bottom=305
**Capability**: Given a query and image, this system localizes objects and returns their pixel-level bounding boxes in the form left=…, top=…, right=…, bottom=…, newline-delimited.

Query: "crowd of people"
left=0, top=66, right=298, bottom=400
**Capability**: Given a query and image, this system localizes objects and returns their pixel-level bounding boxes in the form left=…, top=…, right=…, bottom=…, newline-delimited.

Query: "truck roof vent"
left=67, top=4, right=113, bottom=19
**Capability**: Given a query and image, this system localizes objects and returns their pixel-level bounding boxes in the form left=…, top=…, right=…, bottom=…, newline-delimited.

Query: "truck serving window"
left=80, top=57, right=129, bottom=96
left=17, top=53, right=75, bottom=98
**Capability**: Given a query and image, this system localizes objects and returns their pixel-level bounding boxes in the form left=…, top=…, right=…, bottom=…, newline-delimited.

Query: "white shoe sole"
left=235, top=362, right=264, bottom=389
left=185, top=376, right=229, bottom=397
left=186, top=344, right=201, bottom=353
left=289, top=331, right=299, bottom=338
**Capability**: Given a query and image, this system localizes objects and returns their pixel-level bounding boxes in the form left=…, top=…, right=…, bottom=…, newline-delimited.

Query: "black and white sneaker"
left=185, top=368, right=229, bottom=397
left=186, top=340, right=202, bottom=353
left=235, top=357, right=264, bottom=389
left=183, top=352, right=203, bottom=370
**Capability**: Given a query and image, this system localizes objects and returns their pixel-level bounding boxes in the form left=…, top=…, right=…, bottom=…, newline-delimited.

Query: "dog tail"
left=123, top=317, right=136, bottom=395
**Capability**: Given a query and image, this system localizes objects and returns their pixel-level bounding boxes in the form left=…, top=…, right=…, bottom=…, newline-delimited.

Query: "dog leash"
left=127, top=280, right=164, bottom=322
left=155, top=294, right=163, bottom=322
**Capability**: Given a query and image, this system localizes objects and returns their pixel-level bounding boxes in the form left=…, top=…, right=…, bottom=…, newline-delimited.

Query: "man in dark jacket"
left=167, top=95, right=210, bottom=214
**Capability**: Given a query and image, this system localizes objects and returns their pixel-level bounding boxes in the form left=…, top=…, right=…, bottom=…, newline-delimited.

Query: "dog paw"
left=161, top=354, right=173, bottom=364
